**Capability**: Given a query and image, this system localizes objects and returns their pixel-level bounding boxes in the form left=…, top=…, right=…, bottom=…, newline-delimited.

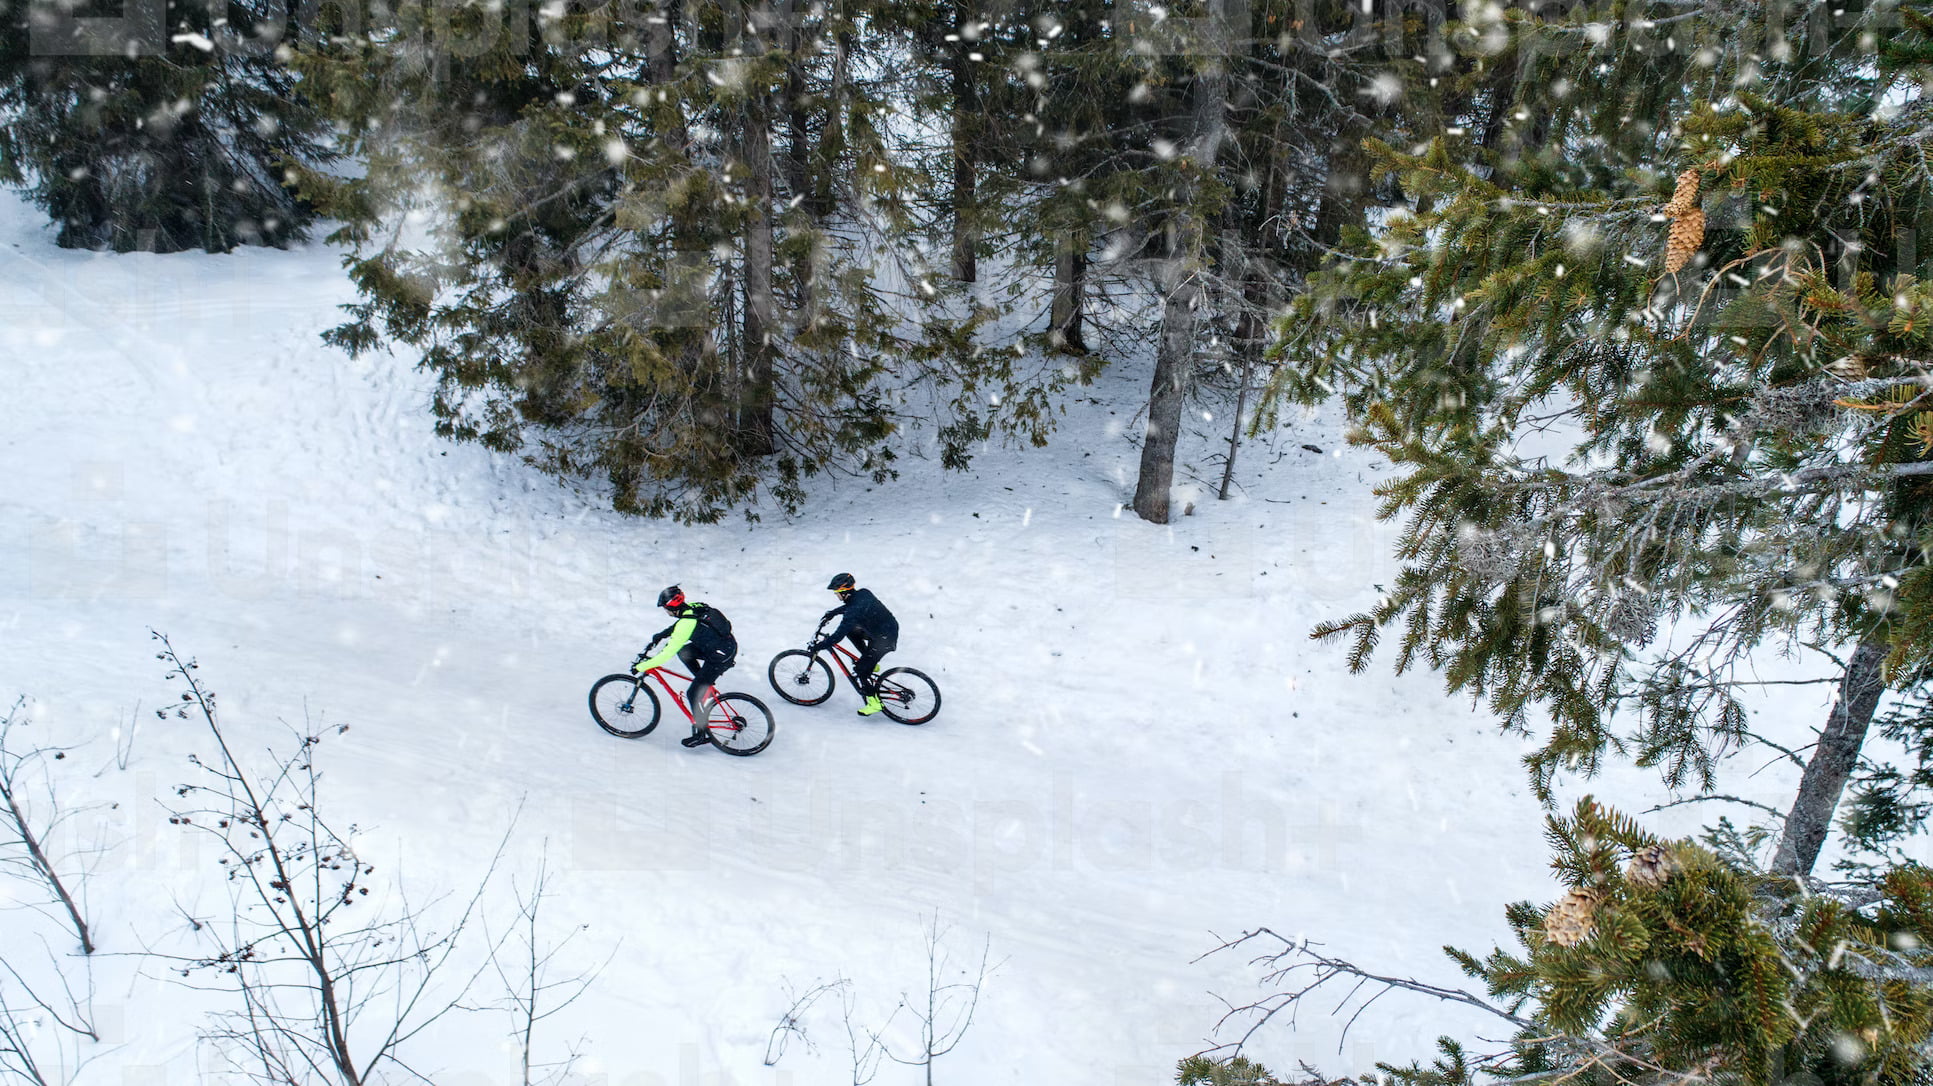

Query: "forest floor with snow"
left=0, top=189, right=1864, bottom=1084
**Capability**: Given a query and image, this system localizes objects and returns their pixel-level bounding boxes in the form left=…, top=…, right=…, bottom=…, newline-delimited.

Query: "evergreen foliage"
left=1204, top=801, right=1933, bottom=1086
left=860, top=0, right=1403, bottom=521
left=0, top=0, right=331, bottom=251
left=1443, top=800, right=1933, bottom=1086
left=1842, top=682, right=1933, bottom=870
left=1177, top=1054, right=1289, bottom=1085
left=291, top=0, right=1116, bottom=521
left=1278, top=0, right=1933, bottom=852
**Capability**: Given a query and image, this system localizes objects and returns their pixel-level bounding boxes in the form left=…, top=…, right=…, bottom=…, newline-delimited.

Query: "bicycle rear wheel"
left=590, top=674, right=661, bottom=738
left=767, top=650, right=834, bottom=706
left=877, top=667, right=940, bottom=725
left=706, top=693, right=775, bottom=755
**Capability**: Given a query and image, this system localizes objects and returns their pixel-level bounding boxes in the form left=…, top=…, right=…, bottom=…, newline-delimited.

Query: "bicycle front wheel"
left=877, top=667, right=940, bottom=725
left=767, top=650, right=834, bottom=706
left=590, top=674, right=661, bottom=738
left=706, top=693, right=776, bottom=756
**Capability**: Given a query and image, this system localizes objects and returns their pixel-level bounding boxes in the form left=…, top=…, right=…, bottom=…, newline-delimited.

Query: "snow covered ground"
left=0, top=189, right=1857, bottom=1084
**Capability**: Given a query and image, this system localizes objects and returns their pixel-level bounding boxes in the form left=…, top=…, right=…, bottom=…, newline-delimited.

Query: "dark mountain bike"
left=766, top=620, right=941, bottom=725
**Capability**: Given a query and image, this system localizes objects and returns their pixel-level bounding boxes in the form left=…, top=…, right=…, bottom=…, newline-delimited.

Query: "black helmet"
left=827, top=572, right=855, bottom=593
left=658, top=585, right=686, bottom=610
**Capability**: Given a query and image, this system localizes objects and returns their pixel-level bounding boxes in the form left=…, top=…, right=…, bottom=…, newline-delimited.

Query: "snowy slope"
left=0, top=189, right=1845, bottom=1083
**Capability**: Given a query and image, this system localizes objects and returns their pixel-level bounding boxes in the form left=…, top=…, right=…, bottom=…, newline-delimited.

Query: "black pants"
left=680, top=646, right=734, bottom=731
left=848, top=634, right=895, bottom=695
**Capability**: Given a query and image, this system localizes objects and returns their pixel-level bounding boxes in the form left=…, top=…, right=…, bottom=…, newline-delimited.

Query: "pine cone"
left=1664, top=208, right=1705, bottom=274
left=1625, top=844, right=1676, bottom=889
left=1543, top=888, right=1603, bottom=947
left=1663, top=168, right=1701, bottom=216
left=1826, top=356, right=1869, bottom=381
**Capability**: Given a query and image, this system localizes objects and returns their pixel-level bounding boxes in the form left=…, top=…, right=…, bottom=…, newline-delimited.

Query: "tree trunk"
left=1134, top=249, right=1205, bottom=523
left=949, top=47, right=978, bottom=283
left=1218, top=274, right=1265, bottom=501
left=1771, top=637, right=1889, bottom=878
left=1131, top=3, right=1230, bottom=524
left=645, top=0, right=689, bottom=147
left=783, top=38, right=810, bottom=202
left=740, top=89, right=778, bottom=456
left=781, top=1, right=820, bottom=328
left=813, top=28, right=850, bottom=220
left=1476, top=53, right=1520, bottom=159
left=644, top=0, right=718, bottom=395
left=1049, top=232, right=1087, bottom=353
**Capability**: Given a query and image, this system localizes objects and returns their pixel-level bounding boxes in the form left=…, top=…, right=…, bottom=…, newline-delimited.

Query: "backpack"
left=687, top=603, right=735, bottom=654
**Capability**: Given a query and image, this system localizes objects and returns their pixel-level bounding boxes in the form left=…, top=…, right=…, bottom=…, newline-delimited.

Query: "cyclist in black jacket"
left=809, top=572, right=899, bottom=716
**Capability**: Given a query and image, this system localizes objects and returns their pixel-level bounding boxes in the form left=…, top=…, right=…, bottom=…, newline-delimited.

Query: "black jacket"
left=820, top=588, right=898, bottom=647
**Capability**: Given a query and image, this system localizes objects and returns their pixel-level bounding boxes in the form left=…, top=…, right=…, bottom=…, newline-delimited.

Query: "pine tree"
left=293, top=0, right=1058, bottom=522
left=938, top=0, right=1397, bottom=522
left=1284, top=0, right=1933, bottom=875
left=0, top=0, right=331, bottom=251
left=1206, top=800, right=1933, bottom=1086
left=1441, top=800, right=1933, bottom=1086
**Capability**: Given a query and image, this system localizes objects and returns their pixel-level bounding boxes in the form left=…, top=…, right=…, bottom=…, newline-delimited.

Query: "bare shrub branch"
left=885, top=914, right=994, bottom=1085
left=0, top=937, right=104, bottom=1086
left=476, top=847, right=611, bottom=1086
left=763, top=977, right=848, bottom=1068
left=1193, top=927, right=1532, bottom=1064
left=0, top=698, right=95, bottom=955
left=148, top=631, right=514, bottom=1086
left=770, top=916, right=995, bottom=1086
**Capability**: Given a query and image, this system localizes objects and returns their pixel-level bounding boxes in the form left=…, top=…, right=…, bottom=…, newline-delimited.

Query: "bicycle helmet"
left=658, top=585, right=686, bottom=611
left=827, top=572, right=856, bottom=593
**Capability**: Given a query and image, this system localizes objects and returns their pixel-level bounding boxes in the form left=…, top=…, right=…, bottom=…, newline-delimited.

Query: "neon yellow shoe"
left=857, top=695, right=884, bottom=716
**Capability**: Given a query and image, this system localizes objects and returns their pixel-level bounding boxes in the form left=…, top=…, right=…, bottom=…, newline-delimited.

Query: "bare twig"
left=764, top=977, right=848, bottom=1067
left=0, top=931, right=104, bottom=1086
left=479, top=843, right=611, bottom=1086
left=840, top=979, right=896, bottom=1086
left=149, top=631, right=518, bottom=1086
left=1195, top=929, right=1722, bottom=1086
left=884, top=914, right=995, bottom=1085
left=0, top=698, right=95, bottom=955
left=1642, top=794, right=1790, bottom=820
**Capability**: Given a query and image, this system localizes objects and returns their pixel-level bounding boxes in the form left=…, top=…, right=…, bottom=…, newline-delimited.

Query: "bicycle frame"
left=811, top=634, right=911, bottom=705
left=635, top=666, right=718, bottom=729
left=818, top=641, right=872, bottom=693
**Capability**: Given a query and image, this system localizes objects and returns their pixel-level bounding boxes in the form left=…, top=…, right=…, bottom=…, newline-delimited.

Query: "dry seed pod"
left=1625, top=844, right=1676, bottom=889
left=1664, top=209, right=1705, bottom=274
left=1826, top=356, right=1869, bottom=380
left=1664, top=168, right=1701, bottom=216
left=1543, top=888, right=1603, bottom=947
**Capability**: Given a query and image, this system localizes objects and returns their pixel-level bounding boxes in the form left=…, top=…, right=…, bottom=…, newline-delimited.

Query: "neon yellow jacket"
left=635, top=615, right=698, bottom=673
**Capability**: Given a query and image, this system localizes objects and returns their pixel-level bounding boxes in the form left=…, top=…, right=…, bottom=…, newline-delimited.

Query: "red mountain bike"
left=588, top=661, right=776, bottom=755
left=766, top=622, right=941, bottom=725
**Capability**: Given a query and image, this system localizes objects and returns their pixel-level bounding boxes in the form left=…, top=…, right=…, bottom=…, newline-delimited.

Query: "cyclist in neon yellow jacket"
left=634, top=585, right=738, bottom=748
